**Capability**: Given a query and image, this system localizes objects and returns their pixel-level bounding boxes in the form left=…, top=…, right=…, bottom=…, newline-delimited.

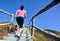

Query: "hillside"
left=0, top=22, right=16, bottom=39
left=33, top=29, right=60, bottom=41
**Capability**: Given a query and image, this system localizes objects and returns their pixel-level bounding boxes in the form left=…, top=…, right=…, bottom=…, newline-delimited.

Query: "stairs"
left=0, top=27, right=32, bottom=41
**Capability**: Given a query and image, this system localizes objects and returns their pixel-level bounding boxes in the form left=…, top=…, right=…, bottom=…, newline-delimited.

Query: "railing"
left=28, top=0, right=60, bottom=41
left=0, top=9, right=14, bottom=32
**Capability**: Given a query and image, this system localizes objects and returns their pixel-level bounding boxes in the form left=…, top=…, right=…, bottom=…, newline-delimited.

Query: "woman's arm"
left=24, top=10, right=26, bottom=18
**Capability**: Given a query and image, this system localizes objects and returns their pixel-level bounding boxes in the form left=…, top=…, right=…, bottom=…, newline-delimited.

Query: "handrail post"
left=9, top=14, right=14, bottom=32
left=10, top=14, right=14, bottom=22
left=31, top=18, right=34, bottom=40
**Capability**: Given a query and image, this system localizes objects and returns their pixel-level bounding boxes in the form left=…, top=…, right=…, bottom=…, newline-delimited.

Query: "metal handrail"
left=0, top=9, right=14, bottom=32
left=0, top=9, right=14, bottom=17
left=32, top=0, right=60, bottom=19
left=28, top=0, right=60, bottom=40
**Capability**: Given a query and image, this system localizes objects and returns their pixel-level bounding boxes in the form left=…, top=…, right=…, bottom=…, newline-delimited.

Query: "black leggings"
left=16, top=17, right=24, bottom=28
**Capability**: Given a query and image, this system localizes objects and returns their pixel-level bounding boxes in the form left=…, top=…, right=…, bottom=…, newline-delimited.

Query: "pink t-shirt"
left=16, top=10, right=26, bottom=17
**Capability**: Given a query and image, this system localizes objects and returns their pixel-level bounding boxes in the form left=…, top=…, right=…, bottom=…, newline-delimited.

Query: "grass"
left=33, top=30, right=54, bottom=41
left=30, top=29, right=56, bottom=41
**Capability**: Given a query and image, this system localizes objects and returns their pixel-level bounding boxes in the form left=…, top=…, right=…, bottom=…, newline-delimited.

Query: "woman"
left=15, top=5, right=26, bottom=38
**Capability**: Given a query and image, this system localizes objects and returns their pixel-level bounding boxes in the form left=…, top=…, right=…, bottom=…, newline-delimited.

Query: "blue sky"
left=0, top=0, right=60, bottom=32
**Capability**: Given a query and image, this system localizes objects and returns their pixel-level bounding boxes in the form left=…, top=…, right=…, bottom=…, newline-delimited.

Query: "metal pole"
left=31, top=18, right=34, bottom=40
left=9, top=14, right=14, bottom=32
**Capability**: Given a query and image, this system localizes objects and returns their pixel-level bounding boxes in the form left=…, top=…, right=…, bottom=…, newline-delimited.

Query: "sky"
left=0, top=0, right=60, bottom=32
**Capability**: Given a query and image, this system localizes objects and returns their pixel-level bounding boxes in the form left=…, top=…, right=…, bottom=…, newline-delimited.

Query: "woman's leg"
left=16, top=17, right=24, bottom=37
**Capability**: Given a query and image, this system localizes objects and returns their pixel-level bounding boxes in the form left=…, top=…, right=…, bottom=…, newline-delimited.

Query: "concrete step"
left=18, top=27, right=32, bottom=41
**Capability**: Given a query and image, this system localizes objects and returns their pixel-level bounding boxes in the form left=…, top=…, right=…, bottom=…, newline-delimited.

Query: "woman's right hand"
left=24, top=16, right=26, bottom=18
